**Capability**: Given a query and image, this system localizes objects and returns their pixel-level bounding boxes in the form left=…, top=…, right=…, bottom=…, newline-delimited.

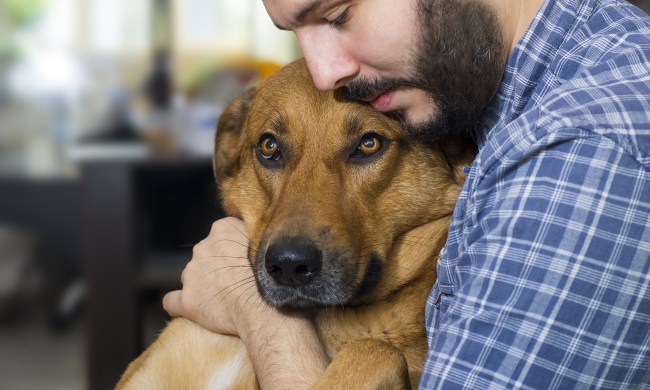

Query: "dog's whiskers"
left=205, top=238, right=253, bottom=251
left=241, top=283, right=263, bottom=308
left=205, top=264, right=254, bottom=276
left=203, top=276, right=257, bottom=310
left=221, top=276, right=258, bottom=302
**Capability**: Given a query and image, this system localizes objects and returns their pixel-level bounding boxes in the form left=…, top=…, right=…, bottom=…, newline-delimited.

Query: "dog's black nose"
left=265, top=237, right=322, bottom=287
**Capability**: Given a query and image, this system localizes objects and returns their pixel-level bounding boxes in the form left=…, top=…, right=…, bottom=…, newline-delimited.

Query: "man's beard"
left=344, top=0, right=506, bottom=141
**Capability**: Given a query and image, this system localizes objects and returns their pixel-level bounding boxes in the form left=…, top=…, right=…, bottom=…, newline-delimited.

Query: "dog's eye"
left=352, top=134, right=383, bottom=159
left=258, top=134, right=282, bottom=161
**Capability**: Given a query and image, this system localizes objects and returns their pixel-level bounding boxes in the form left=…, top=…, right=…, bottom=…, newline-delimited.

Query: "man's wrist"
left=238, top=307, right=330, bottom=389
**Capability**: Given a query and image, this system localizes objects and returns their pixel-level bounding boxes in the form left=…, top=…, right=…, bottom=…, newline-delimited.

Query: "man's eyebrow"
left=274, top=0, right=330, bottom=30
left=296, top=0, right=326, bottom=24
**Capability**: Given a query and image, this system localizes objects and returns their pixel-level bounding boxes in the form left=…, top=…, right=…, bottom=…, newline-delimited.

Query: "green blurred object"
left=1, top=0, right=48, bottom=26
left=0, top=0, right=48, bottom=62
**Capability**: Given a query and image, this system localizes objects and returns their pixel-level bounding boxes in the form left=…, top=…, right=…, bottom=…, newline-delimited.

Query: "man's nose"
left=297, top=29, right=358, bottom=91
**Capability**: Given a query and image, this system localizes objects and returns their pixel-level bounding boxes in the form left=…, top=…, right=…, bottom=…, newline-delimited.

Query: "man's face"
left=263, top=0, right=506, bottom=140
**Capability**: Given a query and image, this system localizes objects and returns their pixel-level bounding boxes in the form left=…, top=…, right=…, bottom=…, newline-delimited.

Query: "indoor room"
left=2, top=1, right=650, bottom=389
left=0, top=1, right=297, bottom=388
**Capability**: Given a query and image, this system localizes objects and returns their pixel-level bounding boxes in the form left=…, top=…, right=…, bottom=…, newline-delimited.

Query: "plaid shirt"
left=421, top=1, right=650, bottom=388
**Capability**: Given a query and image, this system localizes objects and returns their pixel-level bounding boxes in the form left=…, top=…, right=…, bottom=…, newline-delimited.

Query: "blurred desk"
left=80, top=152, right=223, bottom=390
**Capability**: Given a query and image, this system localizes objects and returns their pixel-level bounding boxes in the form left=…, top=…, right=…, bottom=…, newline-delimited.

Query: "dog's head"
left=214, top=59, right=474, bottom=308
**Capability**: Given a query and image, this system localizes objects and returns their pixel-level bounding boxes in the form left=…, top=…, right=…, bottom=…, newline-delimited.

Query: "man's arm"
left=421, top=133, right=650, bottom=388
left=163, top=217, right=329, bottom=388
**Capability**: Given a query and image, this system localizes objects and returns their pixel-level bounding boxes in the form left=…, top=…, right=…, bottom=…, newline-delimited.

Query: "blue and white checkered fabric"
left=421, top=0, right=650, bottom=388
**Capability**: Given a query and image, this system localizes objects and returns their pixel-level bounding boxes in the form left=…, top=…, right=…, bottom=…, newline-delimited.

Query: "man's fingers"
left=162, top=290, right=183, bottom=318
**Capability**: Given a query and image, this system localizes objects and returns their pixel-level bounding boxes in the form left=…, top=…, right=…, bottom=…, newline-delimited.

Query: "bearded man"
left=164, top=1, right=650, bottom=388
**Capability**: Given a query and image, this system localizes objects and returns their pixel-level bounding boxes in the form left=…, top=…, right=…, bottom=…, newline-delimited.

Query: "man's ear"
left=213, top=87, right=256, bottom=183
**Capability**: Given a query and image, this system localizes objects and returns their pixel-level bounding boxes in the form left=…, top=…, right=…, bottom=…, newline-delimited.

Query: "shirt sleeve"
left=420, top=132, right=650, bottom=389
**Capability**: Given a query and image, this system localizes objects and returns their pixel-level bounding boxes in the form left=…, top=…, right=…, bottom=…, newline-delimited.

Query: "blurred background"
left=1, top=1, right=649, bottom=389
left=0, top=0, right=298, bottom=389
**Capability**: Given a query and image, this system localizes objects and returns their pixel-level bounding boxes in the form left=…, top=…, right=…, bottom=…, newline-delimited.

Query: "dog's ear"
left=439, top=136, right=477, bottom=185
left=213, top=87, right=256, bottom=182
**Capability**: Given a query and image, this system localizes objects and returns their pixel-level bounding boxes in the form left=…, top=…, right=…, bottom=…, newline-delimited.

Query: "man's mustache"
left=343, top=76, right=418, bottom=101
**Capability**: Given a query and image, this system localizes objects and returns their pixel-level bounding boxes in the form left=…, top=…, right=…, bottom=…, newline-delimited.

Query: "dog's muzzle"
left=255, top=234, right=361, bottom=308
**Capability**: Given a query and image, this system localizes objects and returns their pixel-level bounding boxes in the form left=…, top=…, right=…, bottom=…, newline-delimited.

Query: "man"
left=164, top=0, right=650, bottom=388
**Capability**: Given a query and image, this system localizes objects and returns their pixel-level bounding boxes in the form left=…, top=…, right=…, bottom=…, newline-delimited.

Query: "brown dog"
left=117, top=59, right=474, bottom=389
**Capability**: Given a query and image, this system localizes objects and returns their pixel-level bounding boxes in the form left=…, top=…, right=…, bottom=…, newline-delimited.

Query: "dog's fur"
left=117, top=59, right=475, bottom=389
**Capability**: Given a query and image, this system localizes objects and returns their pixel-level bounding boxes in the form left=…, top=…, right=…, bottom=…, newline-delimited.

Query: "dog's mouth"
left=254, top=236, right=383, bottom=309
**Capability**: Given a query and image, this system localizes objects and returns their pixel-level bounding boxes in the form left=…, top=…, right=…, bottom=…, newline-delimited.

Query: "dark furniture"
left=81, top=155, right=224, bottom=390
left=0, top=178, right=82, bottom=321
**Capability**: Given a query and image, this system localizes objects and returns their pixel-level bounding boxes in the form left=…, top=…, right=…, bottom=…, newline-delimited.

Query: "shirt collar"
left=474, top=0, right=596, bottom=147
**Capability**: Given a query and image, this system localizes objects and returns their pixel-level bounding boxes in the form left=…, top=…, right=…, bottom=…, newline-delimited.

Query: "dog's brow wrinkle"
left=260, top=96, right=287, bottom=134
left=271, top=116, right=286, bottom=134
left=346, top=115, right=363, bottom=136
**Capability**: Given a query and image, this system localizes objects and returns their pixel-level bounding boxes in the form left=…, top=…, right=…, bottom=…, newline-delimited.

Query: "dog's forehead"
left=242, top=60, right=403, bottom=144
left=248, top=92, right=400, bottom=146
left=250, top=87, right=399, bottom=139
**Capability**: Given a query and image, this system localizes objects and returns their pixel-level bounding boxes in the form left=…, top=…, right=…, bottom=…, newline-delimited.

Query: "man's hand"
left=163, top=217, right=330, bottom=388
left=163, top=217, right=262, bottom=336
